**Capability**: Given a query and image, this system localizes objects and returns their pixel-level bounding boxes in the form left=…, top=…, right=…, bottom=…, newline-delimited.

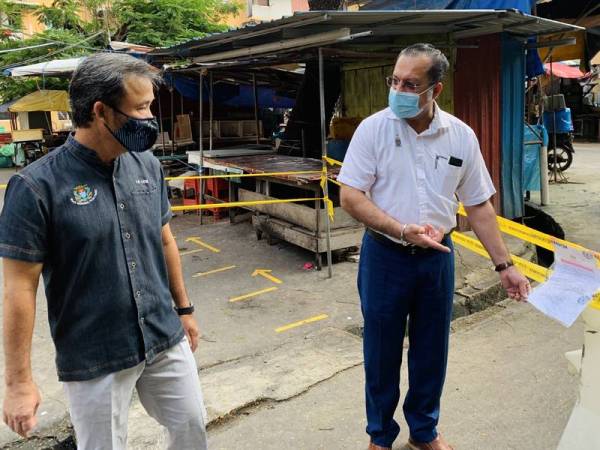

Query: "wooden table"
left=201, top=154, right=361, bottom=269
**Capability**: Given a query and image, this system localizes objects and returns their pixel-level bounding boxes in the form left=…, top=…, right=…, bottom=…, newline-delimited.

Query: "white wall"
left=251, top=0, right=294, bottom=21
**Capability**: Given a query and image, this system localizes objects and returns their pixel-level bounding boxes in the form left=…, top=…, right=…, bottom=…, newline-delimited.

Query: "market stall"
left=148, top=10, right=582, bottom=273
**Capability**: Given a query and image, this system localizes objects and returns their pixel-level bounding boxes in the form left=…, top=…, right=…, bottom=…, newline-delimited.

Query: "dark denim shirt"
left=0, top=135, right=184, bottom=381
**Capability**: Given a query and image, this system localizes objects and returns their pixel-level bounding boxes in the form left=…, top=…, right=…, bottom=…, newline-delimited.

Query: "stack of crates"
left=205, top=177, right=229, bottom=219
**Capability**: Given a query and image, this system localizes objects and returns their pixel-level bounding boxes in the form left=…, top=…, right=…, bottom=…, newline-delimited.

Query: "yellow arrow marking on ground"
left=251, top=269, right=283, bottom=284
left=229, top=287, right=278, bottom=303
left=186, top=237, right=220, bottom=253
left=193, top=265, right=236, bottom=278
left=179, top=248, right=203, bottom=257
left=275, top=314, right=329, bottom=333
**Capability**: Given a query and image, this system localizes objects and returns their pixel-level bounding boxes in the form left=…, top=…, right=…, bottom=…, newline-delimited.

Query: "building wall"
left=224, top=0, right=309, bottom=28
left=454, top=34, right=503, bottom=215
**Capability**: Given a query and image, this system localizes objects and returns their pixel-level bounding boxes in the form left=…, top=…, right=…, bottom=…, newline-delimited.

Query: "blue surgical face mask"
left=388, top=84, right=435, bottom=119
left=104, top=106, right=159, bottom=153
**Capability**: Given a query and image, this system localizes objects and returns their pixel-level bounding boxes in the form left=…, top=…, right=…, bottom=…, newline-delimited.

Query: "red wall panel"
left=454, top=34, right=503, bottom=213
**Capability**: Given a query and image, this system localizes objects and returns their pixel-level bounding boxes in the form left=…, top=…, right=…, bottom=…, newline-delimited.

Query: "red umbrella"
left=544, top=62, right=585, bottom=79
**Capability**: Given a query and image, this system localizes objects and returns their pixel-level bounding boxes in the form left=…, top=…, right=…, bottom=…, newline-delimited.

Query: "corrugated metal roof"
left=150, top=10, right=583, bottom=62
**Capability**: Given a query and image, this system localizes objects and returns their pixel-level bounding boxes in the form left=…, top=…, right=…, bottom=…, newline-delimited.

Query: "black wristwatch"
left=494, top=260, right=514, bottom=272
left=174, top=303, right=195, bottom=315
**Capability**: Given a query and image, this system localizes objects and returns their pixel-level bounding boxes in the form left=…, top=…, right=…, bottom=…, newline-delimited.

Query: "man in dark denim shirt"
left=1, top=53, right=207, bottom=449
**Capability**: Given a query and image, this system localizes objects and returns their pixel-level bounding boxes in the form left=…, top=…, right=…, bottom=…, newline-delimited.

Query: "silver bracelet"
left=400, top=223, right=409, bottom=242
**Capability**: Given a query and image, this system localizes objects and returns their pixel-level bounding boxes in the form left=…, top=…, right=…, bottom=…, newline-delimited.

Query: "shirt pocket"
left=440, top=165, right=462, bottom=197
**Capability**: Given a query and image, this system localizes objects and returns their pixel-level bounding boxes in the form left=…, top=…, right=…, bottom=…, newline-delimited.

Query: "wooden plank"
left=252, top=215, right=364, bottom=252
left=239, top=189, right=359, bottom=231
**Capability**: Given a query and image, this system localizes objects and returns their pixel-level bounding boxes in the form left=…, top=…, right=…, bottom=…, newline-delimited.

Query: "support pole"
left=158, top=93, right=165, bottom=156
left=253, top=73, right=260, bottom=145
left=318, top=47, right=333, bottom=279
left=550, top=57, right=559, bottom=183
left=170, top=85, right=175, bottom=155
left=199, top=73, right=204, bottom=224
left=540, top=143, right=549, bottom=205
left=209, top=72, right=214, bottom=151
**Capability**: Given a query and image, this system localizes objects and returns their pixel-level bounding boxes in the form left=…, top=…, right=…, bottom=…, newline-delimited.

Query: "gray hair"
left=399, top=43, right=449, bottom=84
left=69, top=53, right=161, bottom=128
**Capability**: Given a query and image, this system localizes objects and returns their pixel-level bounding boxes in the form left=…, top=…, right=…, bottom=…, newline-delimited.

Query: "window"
left=0, top=112, right=10, bottom=121
left=253, top=0, right=270, bottom=5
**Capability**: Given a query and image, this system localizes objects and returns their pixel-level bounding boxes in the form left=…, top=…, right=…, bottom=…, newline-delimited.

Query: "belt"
left=366, top=228, right=449, bottom=255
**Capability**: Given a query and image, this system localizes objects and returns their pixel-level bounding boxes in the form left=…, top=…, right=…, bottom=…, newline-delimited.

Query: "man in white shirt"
left=338, top=43, right=530, bottom=450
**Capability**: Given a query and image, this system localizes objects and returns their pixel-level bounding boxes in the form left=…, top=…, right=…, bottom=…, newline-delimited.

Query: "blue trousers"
left=358, top=232, right=455, bottom=447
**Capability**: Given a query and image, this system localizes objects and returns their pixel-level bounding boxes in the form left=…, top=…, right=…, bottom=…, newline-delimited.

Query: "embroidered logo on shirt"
left=70, top=184, right=98, bottom=206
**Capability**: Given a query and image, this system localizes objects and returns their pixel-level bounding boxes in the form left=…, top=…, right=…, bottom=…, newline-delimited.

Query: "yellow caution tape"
left=171, top=197, right=323, bottom=212
left=165, top=170, right=320, bottom=181
left=457, top=204, right=600, bottom=263
left=452, top=231, right=600, bottom=308
left=451, top=231, right=549, bottom=283
left=324, top=197, right=335, bottom=222
left=323, top=156, right=343, bottom=166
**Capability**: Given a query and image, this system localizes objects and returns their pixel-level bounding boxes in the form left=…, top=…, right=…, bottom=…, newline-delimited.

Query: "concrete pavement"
left=1, top=141, right=598, bottom=449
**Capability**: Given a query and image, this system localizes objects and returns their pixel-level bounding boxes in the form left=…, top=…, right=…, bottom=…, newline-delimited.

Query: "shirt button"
left=136, top=290, right=141, bottom=297
left=140, top=317, right=145, bottom=323
left=119, top=203, right=125, bottom=209
left=131, top=261, right=137, bottom=269
left=125, top=232, right=131, bottom=239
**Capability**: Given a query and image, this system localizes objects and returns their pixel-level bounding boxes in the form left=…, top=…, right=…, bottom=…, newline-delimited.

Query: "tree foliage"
left=111, top=0, right=241, bottom=47
left=0, top=0, right=241, bottom=103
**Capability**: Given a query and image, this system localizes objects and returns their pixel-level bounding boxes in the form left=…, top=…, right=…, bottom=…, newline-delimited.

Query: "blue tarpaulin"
left=501, top=34, right=526, bottom=219
left=523, top=124, right=548, bottom=191
left=164, top=73, right=295, bottom=109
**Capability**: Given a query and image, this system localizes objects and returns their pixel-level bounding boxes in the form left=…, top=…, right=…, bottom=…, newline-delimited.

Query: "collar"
left=385, top=102, right=451, bottom=134
left=65, top=133, right=117, bottom=173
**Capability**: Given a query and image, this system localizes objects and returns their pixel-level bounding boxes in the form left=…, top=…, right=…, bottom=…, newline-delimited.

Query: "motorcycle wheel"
left=547, top=144, right=573, bottom=173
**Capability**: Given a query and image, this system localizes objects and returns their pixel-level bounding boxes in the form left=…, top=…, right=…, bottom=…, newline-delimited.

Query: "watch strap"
left=494, top=261, right=514, bottom=272
left=175, top=303, right=195, bottom=315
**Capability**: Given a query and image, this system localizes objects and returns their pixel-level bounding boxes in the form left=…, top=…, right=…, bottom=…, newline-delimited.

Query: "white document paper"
left=528, top=242, right=600, bottom=327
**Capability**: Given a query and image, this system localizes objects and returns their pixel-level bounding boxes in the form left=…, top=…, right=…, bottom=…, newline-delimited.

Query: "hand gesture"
left=404, top=223, right=451, bottom=253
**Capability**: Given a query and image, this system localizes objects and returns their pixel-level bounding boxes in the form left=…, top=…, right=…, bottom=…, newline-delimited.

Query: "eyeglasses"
left=385, top=76, right=425, bottom=93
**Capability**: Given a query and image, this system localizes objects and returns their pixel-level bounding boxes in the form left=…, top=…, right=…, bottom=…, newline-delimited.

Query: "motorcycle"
left=547, top=131, right=574, bottom=173
left=543, top=108, right=575, bottom=173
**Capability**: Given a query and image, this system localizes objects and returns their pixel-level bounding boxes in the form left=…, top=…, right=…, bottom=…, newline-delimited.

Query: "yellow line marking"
left=275, top=314, right=329, bottom=333
left=186, top=237, right=220, bottom=253
left=229, top=287, right=278, bottom=303
left=179, top=248, right=203, bottom=257
left=252, top=269, right=283, bottom=284
left=193, top=265, right=236, bottom=278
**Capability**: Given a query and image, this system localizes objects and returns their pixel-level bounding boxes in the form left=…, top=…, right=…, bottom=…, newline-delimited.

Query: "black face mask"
left=104, top=106, right=159, bottom=153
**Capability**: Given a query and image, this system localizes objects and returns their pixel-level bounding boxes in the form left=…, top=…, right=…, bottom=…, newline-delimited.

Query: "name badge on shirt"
left=449, top=156, right=463, bottom=167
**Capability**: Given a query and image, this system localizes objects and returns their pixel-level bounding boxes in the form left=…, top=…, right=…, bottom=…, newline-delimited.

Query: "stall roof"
left=545, top=62, right=585, bottom=79
left=150, top=10, right=583, bottom=66
left=4, top=57, right=83, bottom=78
left=9, top=90, right=71, bottom=112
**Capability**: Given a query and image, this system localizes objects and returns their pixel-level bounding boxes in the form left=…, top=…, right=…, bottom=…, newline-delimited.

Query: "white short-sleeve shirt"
left=338, top=104, right=496, bottom=239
